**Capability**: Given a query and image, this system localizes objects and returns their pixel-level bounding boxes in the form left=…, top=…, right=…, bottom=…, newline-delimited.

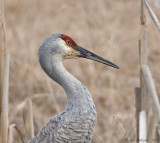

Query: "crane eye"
left=66, top=40, right=72, bottom=46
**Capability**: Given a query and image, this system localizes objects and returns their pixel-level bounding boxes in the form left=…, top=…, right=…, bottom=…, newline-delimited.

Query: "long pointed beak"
left=76, top=46, right=119, bottom=69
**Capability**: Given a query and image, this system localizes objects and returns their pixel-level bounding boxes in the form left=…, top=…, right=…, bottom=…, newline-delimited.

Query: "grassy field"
left=4, top=0, right=160, bottom=142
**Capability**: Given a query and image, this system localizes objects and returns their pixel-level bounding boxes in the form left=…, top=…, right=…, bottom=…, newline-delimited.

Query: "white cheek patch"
left=64, top=47, right=80, bottom=59
left=57, top=38, right=80, bottom=59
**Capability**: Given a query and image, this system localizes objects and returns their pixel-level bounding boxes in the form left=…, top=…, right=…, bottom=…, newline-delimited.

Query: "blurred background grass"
left=4, top=0, right=160, bottom=142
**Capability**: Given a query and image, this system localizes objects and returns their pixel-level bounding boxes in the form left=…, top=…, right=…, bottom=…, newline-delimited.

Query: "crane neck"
left=39, top=55, right=95, bottom=110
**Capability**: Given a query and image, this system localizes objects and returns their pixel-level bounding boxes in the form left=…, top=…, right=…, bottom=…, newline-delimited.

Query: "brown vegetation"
left=3, top=0, right=160, bottom=142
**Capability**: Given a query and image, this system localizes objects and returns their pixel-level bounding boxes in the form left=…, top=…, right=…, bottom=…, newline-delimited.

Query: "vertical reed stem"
left=135, top=87, right=141, bottom=141
left=8, top=124, right=16, bottom=143
left=2, top=50, right=10, bottom=143
left=23, top=99, right=34, bottom=142
left=0, top=0, right=6, bottom=142
left=138, top=0, right=148, bottom=141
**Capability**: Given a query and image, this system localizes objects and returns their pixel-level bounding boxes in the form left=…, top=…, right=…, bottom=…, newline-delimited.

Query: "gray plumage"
left=28, top=33, right=119, bottom=143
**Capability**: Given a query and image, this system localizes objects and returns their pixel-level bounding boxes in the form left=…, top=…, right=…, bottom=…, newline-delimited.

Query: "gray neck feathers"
left=39, top=54, right=95, bottom=110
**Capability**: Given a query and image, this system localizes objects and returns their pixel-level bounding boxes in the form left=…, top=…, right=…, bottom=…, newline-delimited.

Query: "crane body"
left=28, top=33, right=119, bottom=143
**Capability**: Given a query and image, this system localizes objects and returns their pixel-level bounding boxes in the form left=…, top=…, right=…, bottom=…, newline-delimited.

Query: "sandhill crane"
left=28, top=33, right=119, bottom=143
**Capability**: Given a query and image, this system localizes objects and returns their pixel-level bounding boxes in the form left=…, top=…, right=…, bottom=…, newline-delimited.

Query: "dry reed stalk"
left=139, top=0, right=148, bottom=109
left=138, top=0, right=160, bottom=141
left=10, top=100, right=26, bottom=119
left=142, top=65, right=160, bottom=122
left=23, top=99, right=34, bottom=142
left=147, top=115, right=156, bottom=141
left=2, top=50, right=10, bottom=143
left=139, top=111, right=147, bottom=143
left=8, top=124, right=16, bottom=143
left=10, top=94, right=47, bottom=120
left=138, top=0, right=151, bottom=141
left=142, top=0, right=160, bottom=32
left=0, top=0, right=6, bottom=142
left=135, top=87, right=141, bottom=140
left=139, top=0, right=147, bottom=66
left=138, top=1, right=148, bottom=141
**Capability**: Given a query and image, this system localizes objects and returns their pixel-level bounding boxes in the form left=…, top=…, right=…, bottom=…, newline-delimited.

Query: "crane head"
left=39, top=33, right=119, bottom=69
